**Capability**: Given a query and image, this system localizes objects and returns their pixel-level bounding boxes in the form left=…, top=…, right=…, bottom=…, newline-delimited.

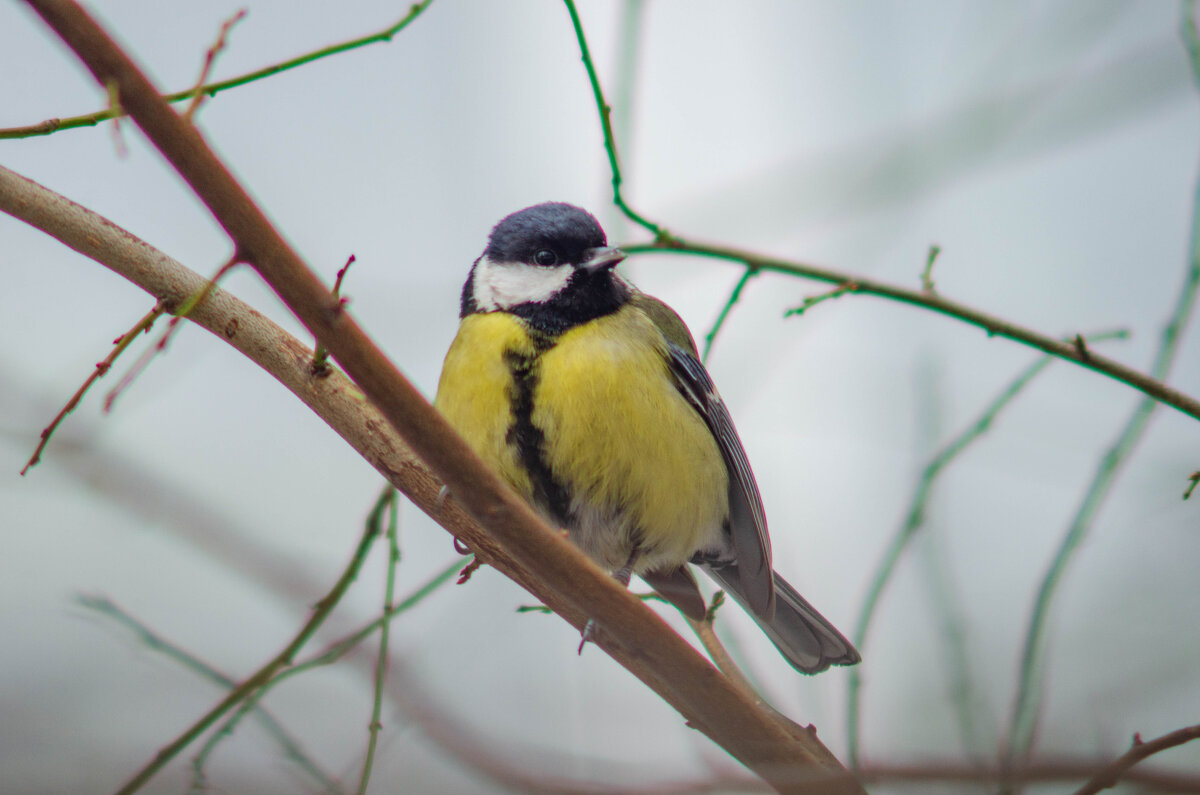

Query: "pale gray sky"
left=3, top=1, right=1199, bottom=792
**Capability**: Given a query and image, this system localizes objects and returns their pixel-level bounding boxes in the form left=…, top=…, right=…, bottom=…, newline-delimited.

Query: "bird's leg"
left=578, top=550, right=639, bottom=655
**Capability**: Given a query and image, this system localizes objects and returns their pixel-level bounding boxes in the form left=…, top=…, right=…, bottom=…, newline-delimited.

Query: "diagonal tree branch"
left=9, top=2, right=864, bottom=791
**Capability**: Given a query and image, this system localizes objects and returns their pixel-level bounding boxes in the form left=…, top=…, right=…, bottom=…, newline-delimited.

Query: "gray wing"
left=665, top=344, right=775, bottom=618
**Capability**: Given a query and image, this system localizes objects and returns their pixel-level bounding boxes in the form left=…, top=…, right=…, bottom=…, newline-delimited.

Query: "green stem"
left=702, top=266, right=757, bottom=364
left=118, top=490, right=389, bottom=795
left=1006, top=2, right=1200, bottom=761
left=847, top=353, right=1057, bottom=767
left=622, top=240, right=1200, bottom=424
left=561, top=0, right=662, bottom=239
left=75, top=595, right=341, bottom=794
left=0, top=2, right=435, bottom=139
left=358, top=489, right=401, bottom=794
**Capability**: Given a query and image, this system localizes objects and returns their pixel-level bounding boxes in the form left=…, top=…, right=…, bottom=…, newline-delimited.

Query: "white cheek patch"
left=472, top=255, right=574, bottom=310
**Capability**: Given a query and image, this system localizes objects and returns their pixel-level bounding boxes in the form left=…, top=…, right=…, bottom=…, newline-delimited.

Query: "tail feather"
left=703, top=564, right=860, bottom=675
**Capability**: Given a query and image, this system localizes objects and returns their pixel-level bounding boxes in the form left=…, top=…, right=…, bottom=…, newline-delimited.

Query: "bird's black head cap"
left=462, top=203, right=629, bottom=332
left=483, top=202, right=608, bottom=265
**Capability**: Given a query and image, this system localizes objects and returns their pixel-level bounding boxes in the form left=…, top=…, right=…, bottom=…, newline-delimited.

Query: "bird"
left=434, top=202, right=860, bottom=674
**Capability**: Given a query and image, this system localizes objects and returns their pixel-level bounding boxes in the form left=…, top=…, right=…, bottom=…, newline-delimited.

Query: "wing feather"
left=665, top=344, right=775, bottom=618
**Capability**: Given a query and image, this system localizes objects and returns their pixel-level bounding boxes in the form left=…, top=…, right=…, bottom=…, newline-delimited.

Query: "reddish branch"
left=20, top=303, right=163, bottom=475
left=17, top=2, right=862, bottom=793
left=1073, top=725, right=1200, bottom=795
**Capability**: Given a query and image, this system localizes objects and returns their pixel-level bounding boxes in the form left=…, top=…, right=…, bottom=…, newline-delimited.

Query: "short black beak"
left=578, top=246, right=626, bottom=274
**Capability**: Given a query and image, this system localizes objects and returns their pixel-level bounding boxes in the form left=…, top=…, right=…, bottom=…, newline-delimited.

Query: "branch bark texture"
left=11, top=1, right=864, bottom=791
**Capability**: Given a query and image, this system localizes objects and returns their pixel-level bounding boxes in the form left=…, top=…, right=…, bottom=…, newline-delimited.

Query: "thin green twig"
left=190, top=490, right=395, bottom=789
left=622, top=240, right=1200, bottom=424
left=116, top=492, right=387, bottom=795
left=565, top=2, right=1199, bottom=424
left=0, top=2, right=434, bottom=139
left=921, top=245, right=941, bottom=293
left=603, top=0, right=647, bottom=241
left=1006, top=3, right=1200, bottom=762
left=561, top=0, right=664, bottom=240
left=910, top=356, right=993, bottom=763
left=846, top=327, right=1128, bottom=768
left=702, top=266, right=757, bottom=364
left=358, top=488, right=401, bottom=794
left=75, top=595, right=341, bottom=794
left=189, top=550, right=467, bottom=791
left=784, top=281, right=859, bottom=318
left=846, top=354, right=1055, bottom=768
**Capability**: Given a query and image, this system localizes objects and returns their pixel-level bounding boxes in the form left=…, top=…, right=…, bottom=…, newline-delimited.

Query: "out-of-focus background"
left=3, top=1, right=1199, bottom=792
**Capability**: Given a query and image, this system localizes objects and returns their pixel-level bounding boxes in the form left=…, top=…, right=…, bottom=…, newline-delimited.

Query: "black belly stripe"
left=503, top=332, right=573, bottom=526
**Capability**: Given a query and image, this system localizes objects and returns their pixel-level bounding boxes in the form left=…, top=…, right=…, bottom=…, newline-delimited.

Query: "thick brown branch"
left=4, top=6, right=862, bottom=788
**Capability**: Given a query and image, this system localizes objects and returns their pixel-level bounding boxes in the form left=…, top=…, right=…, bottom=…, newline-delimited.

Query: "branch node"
left=1184, top=471, right=1200, bottom=500
left=785, top=281, right=859, bottom=318
left=456, top=556, right=482, bottom=585
left=1073, top=333, right=1092, bottom=362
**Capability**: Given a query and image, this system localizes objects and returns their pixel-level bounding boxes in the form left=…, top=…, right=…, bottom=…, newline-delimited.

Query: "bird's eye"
left=533, top=249, right=558, bottom=267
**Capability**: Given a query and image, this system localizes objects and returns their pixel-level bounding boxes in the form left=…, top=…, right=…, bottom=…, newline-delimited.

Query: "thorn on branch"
left=784, top=281, right=859, bottom=318
left=921, top=244, right=940, bottom=293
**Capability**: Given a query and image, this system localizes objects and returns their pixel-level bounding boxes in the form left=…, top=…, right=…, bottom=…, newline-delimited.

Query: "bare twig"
left=187, top=489, right=391, bottom=790
left=686, top=592, right=761, bottom=703
left=75, top=594, right=342, bottom=794
left=846, top=350, right=1058, bottom=766
left=561, top=0, right=663, bottom=239
left=624, top=239, right=1200, bottom=424
left=858, top=758, right=1200, bottom=792
left=1073, top=725, right=1200, bottom=795
left=560, top=0, right=1200, bottom=424
left=1007, top=1, right=1200, bottom=760
left=784, top=281, right=859, bottom=318
left=0, top=2, right=435, bottom=139
left=701, top=266, right=756, bottom=364
left=104, top=255, right=239, bottom=412
left=4, top=6, right=861, bottom=787
left=311, top=254, right=355, bottom=376
left=184, top=8, right=247, bottom=121
left=1185, top=471, right=1200, bottom=500
left=20, top=303, right=163, bottom=475
left=358, top=488, right=401, bottom=795
left=921, top=245, right=940, bottom=293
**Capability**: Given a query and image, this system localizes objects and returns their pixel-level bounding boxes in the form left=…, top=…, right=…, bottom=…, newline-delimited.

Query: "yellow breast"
left=435, top=306, right=729, bottom=572
left=434, top=312, right=534, bottom=499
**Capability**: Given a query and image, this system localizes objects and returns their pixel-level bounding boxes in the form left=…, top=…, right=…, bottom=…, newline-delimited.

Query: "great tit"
left=435, top=202, right=860, bottom=674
